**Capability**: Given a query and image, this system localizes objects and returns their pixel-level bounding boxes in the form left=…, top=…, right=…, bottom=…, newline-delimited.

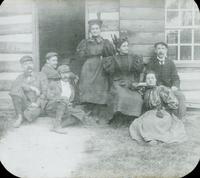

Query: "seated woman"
left=129, top=71, right=187, bottom=145
left=103, top=36, right=144, bottom=126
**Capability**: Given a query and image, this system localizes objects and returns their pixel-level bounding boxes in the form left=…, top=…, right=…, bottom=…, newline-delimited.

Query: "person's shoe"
left=13, top=116, right=23, bottom=128
left=50, top=126, right=68, bottom=134
left=148, top=140, right=158, bottom=146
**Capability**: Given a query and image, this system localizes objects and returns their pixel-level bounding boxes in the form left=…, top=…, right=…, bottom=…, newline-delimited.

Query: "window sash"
left=165, top=0, right=200, bottom=61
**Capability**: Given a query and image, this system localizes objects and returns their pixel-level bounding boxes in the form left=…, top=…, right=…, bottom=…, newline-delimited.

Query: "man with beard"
left=9, top=56, right=48, bottom=128
left=146, top=42, right=186, bottom=120
left=45, top=65, right=84, bottom=134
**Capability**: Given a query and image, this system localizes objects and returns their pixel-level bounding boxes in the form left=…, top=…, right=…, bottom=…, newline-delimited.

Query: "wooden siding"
left=0, top=0, right=35, bottom=110
left=86, top=0, right=120, bottom=39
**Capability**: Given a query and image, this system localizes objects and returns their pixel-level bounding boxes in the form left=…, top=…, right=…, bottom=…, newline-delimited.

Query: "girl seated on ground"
left=129, top=71, right=187, bottom=145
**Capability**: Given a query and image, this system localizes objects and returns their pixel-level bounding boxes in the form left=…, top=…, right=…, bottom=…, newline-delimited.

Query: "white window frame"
left=165, top=0, right=200, bottom=63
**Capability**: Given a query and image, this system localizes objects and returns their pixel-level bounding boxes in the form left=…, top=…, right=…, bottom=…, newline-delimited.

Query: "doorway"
left=37, top=0, right=85, bottom=75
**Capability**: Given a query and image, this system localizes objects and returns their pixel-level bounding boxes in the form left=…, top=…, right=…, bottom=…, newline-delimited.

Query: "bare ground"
left=0, top=111, right=200, bottom=178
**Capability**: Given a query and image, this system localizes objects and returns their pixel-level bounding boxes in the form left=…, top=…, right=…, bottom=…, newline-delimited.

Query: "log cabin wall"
left=86, top=0, right=200, bottom=109
left=0, top=0, right=36, bottom=110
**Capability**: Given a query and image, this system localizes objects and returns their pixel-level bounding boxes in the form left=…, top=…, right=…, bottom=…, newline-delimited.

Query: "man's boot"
left=51, top=102, right=68, bottom=134
left=13, top=115, right=23, bottom=128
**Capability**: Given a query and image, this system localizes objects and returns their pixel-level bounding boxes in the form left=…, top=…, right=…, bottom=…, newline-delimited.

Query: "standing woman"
left=76, top=19, right=115, bottom=120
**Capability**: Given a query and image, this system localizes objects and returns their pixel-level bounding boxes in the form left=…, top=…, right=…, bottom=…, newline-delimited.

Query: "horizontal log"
left=0, top=61, right=22, bottom=72
left=120, top=0, right=165, bottom=8
left=179, top=72, right=200, bottom=80
left=0, top=72, right=21, bottom=80
left=0, top=24, right=32, bottom=35
left=183, top=91, right=200, bottom=103
left=0, top=34, right=32, bottom=43
left=88, top=12, right=119, bottom=20
left=88, top=4, right=119, bottom=13
left=0, top=14, right=32, bottom=25
left=0, top=53, right=33, bottom=61
left=0, top=42, right=32, bottom=53
left=175, top=62, right=200, bottom=68
left=0, top=80, right=12, bottom=91
left=101, top=20, right=119, bottom=31
left=129, top=44, right=154, bottom=56
left=181, top=80, right=200, bottom=91
left=120, top=20, right=165, bottom=32
left=120, top=7, right=164, bottom=20
left=128, top=32, right=165, bottom=45
left=0, top=3, right=33, bottom=16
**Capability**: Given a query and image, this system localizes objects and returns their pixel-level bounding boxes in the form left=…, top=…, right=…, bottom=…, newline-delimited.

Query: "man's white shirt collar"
left=157, top=56, right=167, bottom=65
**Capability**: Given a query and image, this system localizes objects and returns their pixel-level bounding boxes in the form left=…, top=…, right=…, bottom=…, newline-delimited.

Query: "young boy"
left=45, top=64, right=84, bottom=134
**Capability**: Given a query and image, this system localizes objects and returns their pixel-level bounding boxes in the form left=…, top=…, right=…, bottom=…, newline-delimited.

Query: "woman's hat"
left=88, top=19, right=103, bottom=27
left=112, top=34, right=128, bottom=50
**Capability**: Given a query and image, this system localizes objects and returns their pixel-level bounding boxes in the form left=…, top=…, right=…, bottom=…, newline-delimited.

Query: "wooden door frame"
left=32, top=1, right=40, bottom=71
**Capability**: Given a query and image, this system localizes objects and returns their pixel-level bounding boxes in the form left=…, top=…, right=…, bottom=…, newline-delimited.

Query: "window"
left=165, top=0, right=200, bottom=61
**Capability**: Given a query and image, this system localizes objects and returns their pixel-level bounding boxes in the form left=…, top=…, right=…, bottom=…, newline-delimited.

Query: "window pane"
left=166, top=30, right=178, bottom=44
left=180, top=29, right=192, bottom=43
left=166, top=0, right=178, bottom=9
left=168, top=46, right=178, bottom=60
left=181, top=11, right=192, bottom=26
left=194, top=29, right=200, bottom=43
left=166, top=11, right=179, bottom=26
left=195, top=11, right=200, bottom=25
left=180, top=0, right=194, bottom=9
left=194, top=46, right=200, bottom=60
left=180, top=46, right=192, bottom=60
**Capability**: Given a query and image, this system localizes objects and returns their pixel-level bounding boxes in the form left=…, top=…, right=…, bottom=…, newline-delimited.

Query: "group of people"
left=9, top=19, right=188, bottom=144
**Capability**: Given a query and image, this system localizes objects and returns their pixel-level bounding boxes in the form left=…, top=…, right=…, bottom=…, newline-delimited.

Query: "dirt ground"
left=0, top=111, right=200, bottom=178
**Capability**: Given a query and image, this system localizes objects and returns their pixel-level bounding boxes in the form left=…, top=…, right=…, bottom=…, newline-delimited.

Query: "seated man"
left=45, top=65, right=83, bottom=134
left=41, top=52, right=60, bottom=81
left=9, top=56, right=48, bottom=128
left=146, top=42, right=186, bottom=119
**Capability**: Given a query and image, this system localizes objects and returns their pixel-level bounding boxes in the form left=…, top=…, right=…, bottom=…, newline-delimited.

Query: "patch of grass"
left=72, top=112, right=200, bottom=178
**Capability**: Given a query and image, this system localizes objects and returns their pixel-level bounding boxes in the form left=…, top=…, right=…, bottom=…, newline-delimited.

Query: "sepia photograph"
left=0, top=0, right=200, bottom=177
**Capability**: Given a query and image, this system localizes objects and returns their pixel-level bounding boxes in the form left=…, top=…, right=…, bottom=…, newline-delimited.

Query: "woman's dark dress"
left=103, top=54, right=144, bottom=117
left=76, top=37, right=114, bottom=105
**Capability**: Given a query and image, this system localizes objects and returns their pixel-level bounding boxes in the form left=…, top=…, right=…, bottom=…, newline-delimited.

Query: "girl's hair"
left=145, top=70, right=157, bottom=81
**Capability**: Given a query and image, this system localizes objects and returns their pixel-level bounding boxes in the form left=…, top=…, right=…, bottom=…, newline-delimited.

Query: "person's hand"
left=30, top=86, right=40, bottom=96
left=137, top=82, right=147, bottom=87
left=171, top=86, right=178, bottom=91
left=30, top=102, right=39, bottom=108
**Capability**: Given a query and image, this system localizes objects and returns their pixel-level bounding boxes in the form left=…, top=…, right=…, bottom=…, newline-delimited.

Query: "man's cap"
left=45, top=52, right=58, bottom=60
left=19, top=55, right=33, bottom=64
left=88, top=19, right=103, bottom=27
left=154, top=42, right=168, bottom=48
left=57, top=65, right=71, bottom=74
